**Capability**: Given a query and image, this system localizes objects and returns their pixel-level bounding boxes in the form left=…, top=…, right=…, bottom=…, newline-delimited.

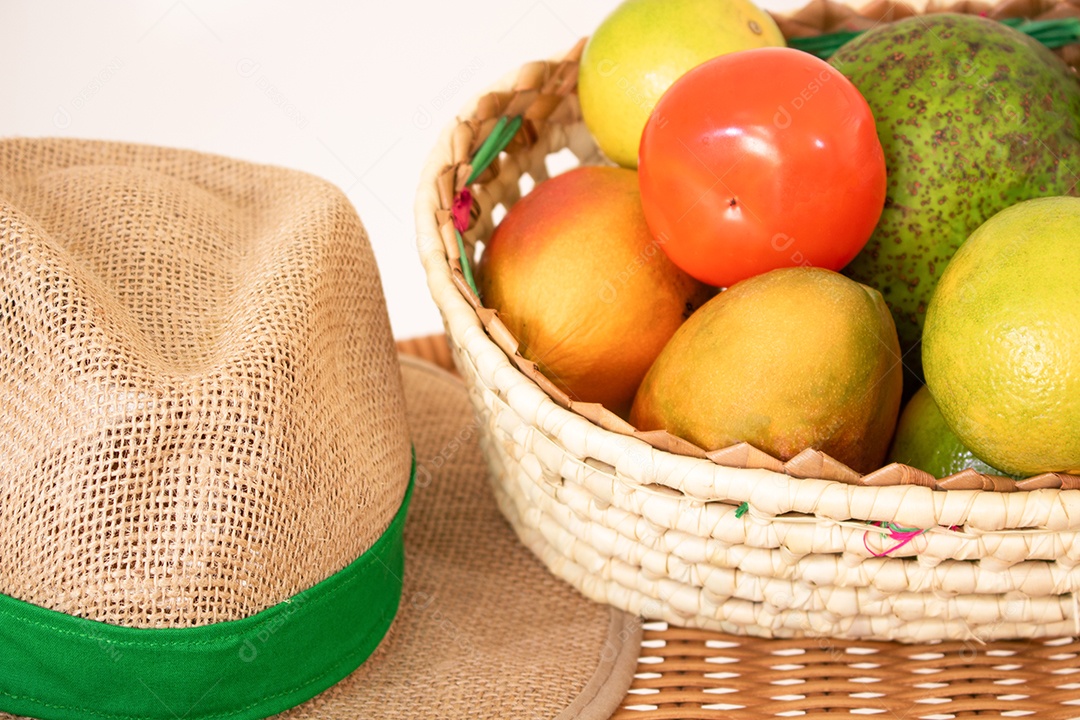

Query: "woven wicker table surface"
left=397, top=334, right=1080, bottom=719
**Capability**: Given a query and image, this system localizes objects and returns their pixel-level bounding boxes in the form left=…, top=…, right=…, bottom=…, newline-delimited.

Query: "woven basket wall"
left=415, top=0, right=1080, bottom=643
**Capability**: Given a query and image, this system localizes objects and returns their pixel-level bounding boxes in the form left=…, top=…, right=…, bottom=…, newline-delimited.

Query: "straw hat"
left=0, top=138, right=641, bottom=720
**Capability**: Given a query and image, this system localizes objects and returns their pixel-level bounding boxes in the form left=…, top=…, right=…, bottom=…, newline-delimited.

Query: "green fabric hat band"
left=0, top=460, right=415, bottom=720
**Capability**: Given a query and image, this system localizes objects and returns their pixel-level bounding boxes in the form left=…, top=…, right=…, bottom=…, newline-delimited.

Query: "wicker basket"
left=415, top=0, right=1080, bottom=644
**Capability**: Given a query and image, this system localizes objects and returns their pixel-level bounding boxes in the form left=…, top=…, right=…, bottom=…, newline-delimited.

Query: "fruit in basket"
left=888, top=385, right=1016, bottom=479
left=477, top=166, right=711, bottom=418
left=922, top=196, right=1080, bottom=477
left=578, top=0, right=784, bottom=169
left=830, top=14, right=1080, bottom=372
left=637, top=47, right=886, bottom=289
left=630, top=267, right=903, bottom=473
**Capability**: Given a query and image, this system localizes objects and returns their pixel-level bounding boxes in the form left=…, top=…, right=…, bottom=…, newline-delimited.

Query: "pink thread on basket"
left=863, top=522, right=927, bottom=557
left=452, top=188, right=472, bottom=233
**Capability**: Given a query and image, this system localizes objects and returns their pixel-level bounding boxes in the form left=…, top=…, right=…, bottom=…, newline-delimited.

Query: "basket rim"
left=413, top=33, right=1080, bottom=532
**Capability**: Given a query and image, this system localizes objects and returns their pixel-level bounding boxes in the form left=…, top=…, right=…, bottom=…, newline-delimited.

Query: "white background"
left=1, top=0, right=807, bottom=339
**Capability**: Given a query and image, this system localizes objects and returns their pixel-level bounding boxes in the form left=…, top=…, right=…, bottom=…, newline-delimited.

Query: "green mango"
left=830, top=14, right=1080, bottom=377
left=888, top=385, right=1020, bottom=479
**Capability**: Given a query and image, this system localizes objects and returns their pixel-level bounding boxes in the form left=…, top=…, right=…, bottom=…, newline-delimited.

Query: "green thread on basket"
left=735, top=502, right=749, bottom=519
left=467, top=116, right=524, bottom=185
left=789, top=16, right=1080, bottom=59
left=455, top=228, right=479, bottom=297
left=453, top=115, right=524, bottom=299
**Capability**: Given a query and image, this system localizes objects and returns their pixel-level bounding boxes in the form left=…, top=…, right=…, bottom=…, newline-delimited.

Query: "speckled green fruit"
left=830, top=14, right=1080, bottom=369
left=888, top=385, right=1017, bottom=479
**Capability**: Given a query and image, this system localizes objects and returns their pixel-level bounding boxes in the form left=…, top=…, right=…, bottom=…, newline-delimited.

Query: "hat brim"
left=0, top=354, right=642, bottom=720
left=276, top=355, right=642, bottom=719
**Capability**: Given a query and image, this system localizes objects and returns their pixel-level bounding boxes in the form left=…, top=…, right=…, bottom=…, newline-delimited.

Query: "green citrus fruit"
left=923, top=196, right=1080, bottom=477
left=578, top=0, right=784, bottom=169
left=630, top=267, right=903, bottom=473
left=888, top=385, right=1017, bottom=478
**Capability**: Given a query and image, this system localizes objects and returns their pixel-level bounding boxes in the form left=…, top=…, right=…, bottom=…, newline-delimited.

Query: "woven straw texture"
left=0, top=138, right=411, bottom=628
left=401, top=336, right=1080, bottom=720
left=0, top=355, right=644, bottom=720
left=613, top=622, right=1080, bottom=719
left=416, top=0, right=1080, bottom=643
left=280, top=356, right=642, bottom=720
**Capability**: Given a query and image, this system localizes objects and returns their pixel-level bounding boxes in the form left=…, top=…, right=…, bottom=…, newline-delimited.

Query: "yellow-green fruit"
left=888, top=386, right=1017, bottom=479
left=578, top=0, right=784, bottom=169
left=630, top=267, right=903, bottom=473
left=923, top=196, right=1080, bottom=477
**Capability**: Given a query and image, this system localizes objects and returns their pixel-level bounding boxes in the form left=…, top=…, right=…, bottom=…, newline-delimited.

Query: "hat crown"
left=0, top=139, right=410, bottom=628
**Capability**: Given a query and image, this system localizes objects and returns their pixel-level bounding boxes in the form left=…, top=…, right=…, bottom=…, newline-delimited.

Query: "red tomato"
left=638, top=47, right=886, bottom=288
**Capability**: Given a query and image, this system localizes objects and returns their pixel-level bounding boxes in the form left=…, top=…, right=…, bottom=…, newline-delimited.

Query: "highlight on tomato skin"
left=637, top=46, right=887, bottom=289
